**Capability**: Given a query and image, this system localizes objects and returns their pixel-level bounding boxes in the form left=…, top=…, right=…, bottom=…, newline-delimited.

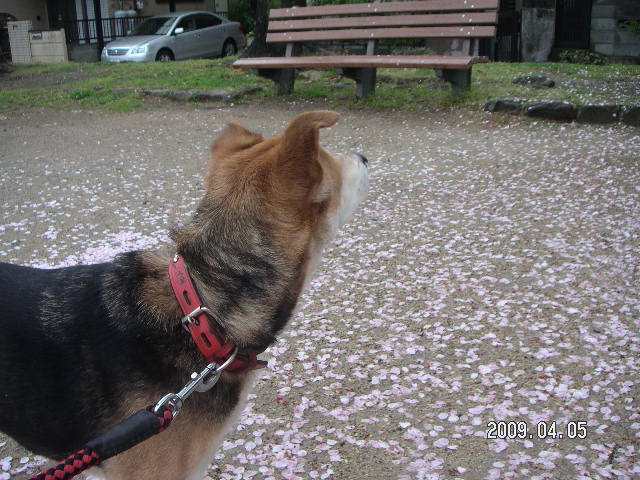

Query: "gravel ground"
left=0, top=101, right=639, bottom=480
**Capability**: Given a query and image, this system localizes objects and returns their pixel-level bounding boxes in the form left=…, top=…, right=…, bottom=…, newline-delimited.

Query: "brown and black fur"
left=0, top=111, right=369, bottom=480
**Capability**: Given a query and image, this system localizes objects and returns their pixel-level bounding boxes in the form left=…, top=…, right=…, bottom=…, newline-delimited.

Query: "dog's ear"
left=283, top=110, right=339, bottom=162
left=206, top=122, right=263, bottom=187
left=277, top=110, right=339, bottom=197
left=210, top=122, right=263, bottom=160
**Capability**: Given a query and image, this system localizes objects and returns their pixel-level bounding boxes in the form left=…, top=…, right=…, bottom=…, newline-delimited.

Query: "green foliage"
left=228, top=0, right=286, bottom=34
left=555, top=49, right=606, bottom=65
left=228, top=0, right=255, bottom=35
left=66, top=88, right=93, bottom=100
left=619, top=19, right=640, bottom=35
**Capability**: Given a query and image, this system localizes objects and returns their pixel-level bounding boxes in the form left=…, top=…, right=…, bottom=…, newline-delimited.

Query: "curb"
left=485, top=98, right=639, bottom=127
left=114, top=86, right=265, bottom=102
left=143, top=86, right=265, bottom=102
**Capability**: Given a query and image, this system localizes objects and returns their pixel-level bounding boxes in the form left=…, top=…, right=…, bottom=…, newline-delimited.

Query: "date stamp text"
left=486, top=421, right=587, bottom=440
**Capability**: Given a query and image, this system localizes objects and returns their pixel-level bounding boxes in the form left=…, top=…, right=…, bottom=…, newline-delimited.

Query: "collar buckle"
left=181, top=305, right=221, bottom=332
left=169, top=254, right=266, bottom=373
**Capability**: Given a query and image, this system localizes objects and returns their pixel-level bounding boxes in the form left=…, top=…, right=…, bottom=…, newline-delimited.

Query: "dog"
left=0, top=110, right=368, bottom=480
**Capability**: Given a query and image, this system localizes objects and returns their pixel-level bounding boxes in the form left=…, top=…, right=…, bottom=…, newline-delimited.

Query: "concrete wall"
left=591, top=0, right=640, bottom=59
left=3, top=0, right=49, bottom=30
left=68, top=42, right=100, bottom=61
left=30, top=29, right=68, bottom=62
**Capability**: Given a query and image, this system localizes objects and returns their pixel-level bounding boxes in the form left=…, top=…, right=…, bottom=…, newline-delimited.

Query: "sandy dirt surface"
left=0, top=101, right=638, bottom=480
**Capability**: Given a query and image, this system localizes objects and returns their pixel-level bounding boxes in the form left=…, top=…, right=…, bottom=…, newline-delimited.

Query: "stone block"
left=593, top=43, right=614, bottom=55
left=617, top=0, right=640, bottom=18
left=591, top=18, right=617, bottom=30
left=484, top=98, right=528, bottom=114
left=512, top=75, right=555, bottom=87
left=577, top=105, right=620, bottom=124
left=591, top=5, right=616, bottom=18
left=590, top=30, right=616, bottom=43
left=617, top=31, right=640, bottom=44
left=524, top=100, right=577, bottom=122
left=613, top=44, right=640, bottom=57
left=521, top=8, right=555, bottom=62
left=621, top=106, right=640, bottom=127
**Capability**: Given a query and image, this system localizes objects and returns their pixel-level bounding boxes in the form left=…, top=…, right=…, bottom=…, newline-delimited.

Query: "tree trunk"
left=240, top=0, right=307, bottom=57
left=240, top=0, right=271, bottom=57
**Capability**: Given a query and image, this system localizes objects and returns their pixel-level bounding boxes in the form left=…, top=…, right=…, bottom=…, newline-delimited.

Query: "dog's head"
left=175, top=111, right=368, bottom=349
left=205, top=110, right=368, bottom=239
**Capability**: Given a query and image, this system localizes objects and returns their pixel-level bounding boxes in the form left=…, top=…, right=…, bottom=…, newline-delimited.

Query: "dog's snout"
left=356, top=153, right=369, bottom=166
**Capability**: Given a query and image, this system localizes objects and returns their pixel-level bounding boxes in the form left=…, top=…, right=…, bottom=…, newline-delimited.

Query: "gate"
left=494, top=10, right=521, bottom=61
left=555, top=0, right=593, bottom=48
left=485, top=0, right=520, bottom=62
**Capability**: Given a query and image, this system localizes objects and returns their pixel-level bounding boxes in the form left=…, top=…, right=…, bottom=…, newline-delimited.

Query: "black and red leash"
left=29, top=405, right=173, bottom=480
left=28, top=254, right=267, bottom=480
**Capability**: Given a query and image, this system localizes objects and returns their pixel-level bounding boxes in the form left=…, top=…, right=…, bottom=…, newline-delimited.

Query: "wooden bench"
left=233, top=0, right=498, bottom=97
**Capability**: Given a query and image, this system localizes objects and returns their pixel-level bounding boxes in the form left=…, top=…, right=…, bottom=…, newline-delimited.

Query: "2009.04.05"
left=486, top=421, right=588, bottom=439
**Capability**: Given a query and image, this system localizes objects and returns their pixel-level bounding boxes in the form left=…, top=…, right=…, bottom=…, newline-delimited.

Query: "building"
left=4, top=0, right=228, bottom=60
left=499, top=0, right=639, bottom=62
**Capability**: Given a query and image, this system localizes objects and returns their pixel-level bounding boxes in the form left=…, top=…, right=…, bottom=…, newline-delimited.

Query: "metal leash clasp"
left=153, top=347, right=238, bottom=418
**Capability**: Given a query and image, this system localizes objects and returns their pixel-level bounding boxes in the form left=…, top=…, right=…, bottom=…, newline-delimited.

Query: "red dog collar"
left=168, top=254, right=266, bottom=373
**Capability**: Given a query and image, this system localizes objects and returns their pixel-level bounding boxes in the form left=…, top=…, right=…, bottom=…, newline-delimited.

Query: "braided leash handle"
left=28, top=405, right=173, bottom=480
left=31, top=448, right=100, bottom=480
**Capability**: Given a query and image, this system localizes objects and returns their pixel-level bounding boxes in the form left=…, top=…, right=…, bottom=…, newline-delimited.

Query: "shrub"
left=556, top=49, right=606, bottom=65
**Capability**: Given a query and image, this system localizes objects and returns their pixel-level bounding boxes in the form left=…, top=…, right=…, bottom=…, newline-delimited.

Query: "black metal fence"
left=62, top=16, right=148, bottom=44
left=555, top=0, right=592, bottom=48
left=494, top=10, right=521, bottom=62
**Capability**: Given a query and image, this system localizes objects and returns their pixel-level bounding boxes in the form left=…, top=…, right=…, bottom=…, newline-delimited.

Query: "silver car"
left=101, top=11, right=246, bottom=62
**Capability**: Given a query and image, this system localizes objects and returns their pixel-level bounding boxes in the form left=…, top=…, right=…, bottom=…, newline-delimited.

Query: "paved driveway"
left=0, top=103, right=638, bottom=479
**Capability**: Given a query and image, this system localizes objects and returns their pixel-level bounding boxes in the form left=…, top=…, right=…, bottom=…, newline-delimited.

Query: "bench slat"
left=269, top=12, right=498, bottom=32
left=270, top=0, right=499, bottom=19
left=234, top=55, right=488, bottom=70
left=267, top=25, right=496, bottom=43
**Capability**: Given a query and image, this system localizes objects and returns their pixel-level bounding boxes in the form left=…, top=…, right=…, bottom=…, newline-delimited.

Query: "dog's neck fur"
left=170, top=202, right=302, bottom=353
left=102, top=195, right=306, bottom=383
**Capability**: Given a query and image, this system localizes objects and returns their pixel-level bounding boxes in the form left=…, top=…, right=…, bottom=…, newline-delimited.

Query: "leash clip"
left=153, top=347, right=238, bottom=418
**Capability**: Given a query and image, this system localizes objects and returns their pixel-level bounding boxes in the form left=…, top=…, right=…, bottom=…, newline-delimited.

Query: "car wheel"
left=222, top=39, right=237, bottom=57
left=156, top=49, right=174, bottom=62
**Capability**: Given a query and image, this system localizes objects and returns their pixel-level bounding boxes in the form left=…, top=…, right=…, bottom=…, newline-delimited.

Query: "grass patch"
left=1, top=59, right=638, bottom=113
left=66, top=59, right=264, bottom=91
left=66, top=88, right=94, bottom=100
left=0, top=59, right=269, bottom=113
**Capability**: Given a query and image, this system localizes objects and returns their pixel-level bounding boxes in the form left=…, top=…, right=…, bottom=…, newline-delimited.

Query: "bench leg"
left=257, top=68, right=295, bottom=94
left=340, top=67, right=377, bottom=98
left=441, top=69, right=471, bottom=95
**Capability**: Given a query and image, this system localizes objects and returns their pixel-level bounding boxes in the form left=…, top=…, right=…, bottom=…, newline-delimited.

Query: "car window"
left=176, top=15, right=197, bottom=33
left=129, top=16, right=174, bottom=35
left=195, top=14, right=221, bottom=29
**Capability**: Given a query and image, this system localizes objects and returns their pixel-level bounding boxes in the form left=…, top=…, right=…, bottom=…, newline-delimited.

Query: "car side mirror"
left=174, top=27, right=184, bottom=35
